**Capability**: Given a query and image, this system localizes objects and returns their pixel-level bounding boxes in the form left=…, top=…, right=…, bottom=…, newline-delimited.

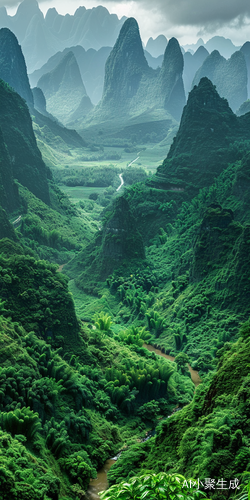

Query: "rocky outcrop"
left=191, top=204, right=235, bottom=281
left=0, top=128, right=19, bottom=213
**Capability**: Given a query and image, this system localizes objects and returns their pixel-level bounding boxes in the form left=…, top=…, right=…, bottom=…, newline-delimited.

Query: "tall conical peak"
left=102, top=17, right=148, bottom=104
left=180, top=77, right=233, bottom=123
left=167, top=77, right=236, bottom=161
left=162, top=37, right=184, bottom=74
left=159, top=37, right=185, bottom=120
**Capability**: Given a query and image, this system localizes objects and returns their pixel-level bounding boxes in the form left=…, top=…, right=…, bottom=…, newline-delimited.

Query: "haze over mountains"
left=0, top=0, right=126, bottom=72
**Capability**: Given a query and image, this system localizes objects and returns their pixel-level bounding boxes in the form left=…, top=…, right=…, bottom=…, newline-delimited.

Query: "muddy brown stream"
left=85, top=344, right=201, bottom=498
left=143, top=343, right=202, bottom=386
left=85, top=459, right=116, bottom=499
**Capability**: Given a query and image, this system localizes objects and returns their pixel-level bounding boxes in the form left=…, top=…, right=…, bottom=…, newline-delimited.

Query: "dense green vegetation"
left=100, top=472, right=207, bottom=500
left=1, top=36, right=250, bottom=500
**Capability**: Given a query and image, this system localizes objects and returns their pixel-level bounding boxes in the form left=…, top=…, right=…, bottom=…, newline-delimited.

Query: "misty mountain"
left=32, top=86, right=49, bottom=116
left=0, top=26, right=86, bottom=152
left=183, top=36, right=240, bottom=59
left=159, top=37, right=186, bottom=120
left=88, top=18, right=186, bottom=126
left=144, top=51, right=164, bottom=70
left=183, top=46, right=209, bottom=96
left=145, top=35, right=168, bottom=58
left=0, top=0, right=126, bottom=73
left=29, top=45, right=112, bottom=105
left=37, top=51, right=93, bottom=126
left=192, top=50, right=247, bottom=112
left=30, top=44, right=164, bottom=106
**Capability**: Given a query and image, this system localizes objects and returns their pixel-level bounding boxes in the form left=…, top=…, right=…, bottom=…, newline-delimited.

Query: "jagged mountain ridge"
left=0, top=0, right=126, bottom=72
left=183, top=35, right=241, bottom=59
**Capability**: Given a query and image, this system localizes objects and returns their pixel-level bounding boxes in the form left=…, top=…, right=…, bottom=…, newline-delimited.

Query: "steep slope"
left=241, top=41, right=250, bottom=98
left=99, top=19, right=185, bottom=120
left=0, top=128, right=19, bottom=213
left=192, top=50, right=247, bottom=111
left=0, top=27, right=34, bottom=108
left=82, top=19, right=185, bottom=142
left=37, top=51, right=93, bottom=126
left=159, top=37, right=186, bottom=120
left=109, top=335, right=250, bottom=487
left=101, top=17, right=149, bottom=113
left=0, top=79, right=50, bottom=205
left=21, top=10, right=61, bottom=72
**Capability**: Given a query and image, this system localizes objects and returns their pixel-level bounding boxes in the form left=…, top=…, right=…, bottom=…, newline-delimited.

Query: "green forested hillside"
left=0, top=28, right=250, bottom=500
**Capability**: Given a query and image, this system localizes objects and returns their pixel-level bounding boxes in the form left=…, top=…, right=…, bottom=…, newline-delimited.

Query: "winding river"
left=85, top=344, right=201, bottom=498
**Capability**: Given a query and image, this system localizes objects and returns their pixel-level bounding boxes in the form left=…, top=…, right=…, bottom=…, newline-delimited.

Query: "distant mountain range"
left=183, top=36, right=241, bottom=59
left=0, top=1, right=249, bottom=138
left=0, top=0, right=126, bottom=72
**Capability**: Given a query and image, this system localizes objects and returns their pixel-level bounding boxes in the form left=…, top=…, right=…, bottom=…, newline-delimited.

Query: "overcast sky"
left=4, top=0, right=250, bottom=46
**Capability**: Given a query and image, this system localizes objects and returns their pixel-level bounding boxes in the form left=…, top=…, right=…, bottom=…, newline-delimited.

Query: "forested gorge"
left=0, top=9, right=250, bottom=500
